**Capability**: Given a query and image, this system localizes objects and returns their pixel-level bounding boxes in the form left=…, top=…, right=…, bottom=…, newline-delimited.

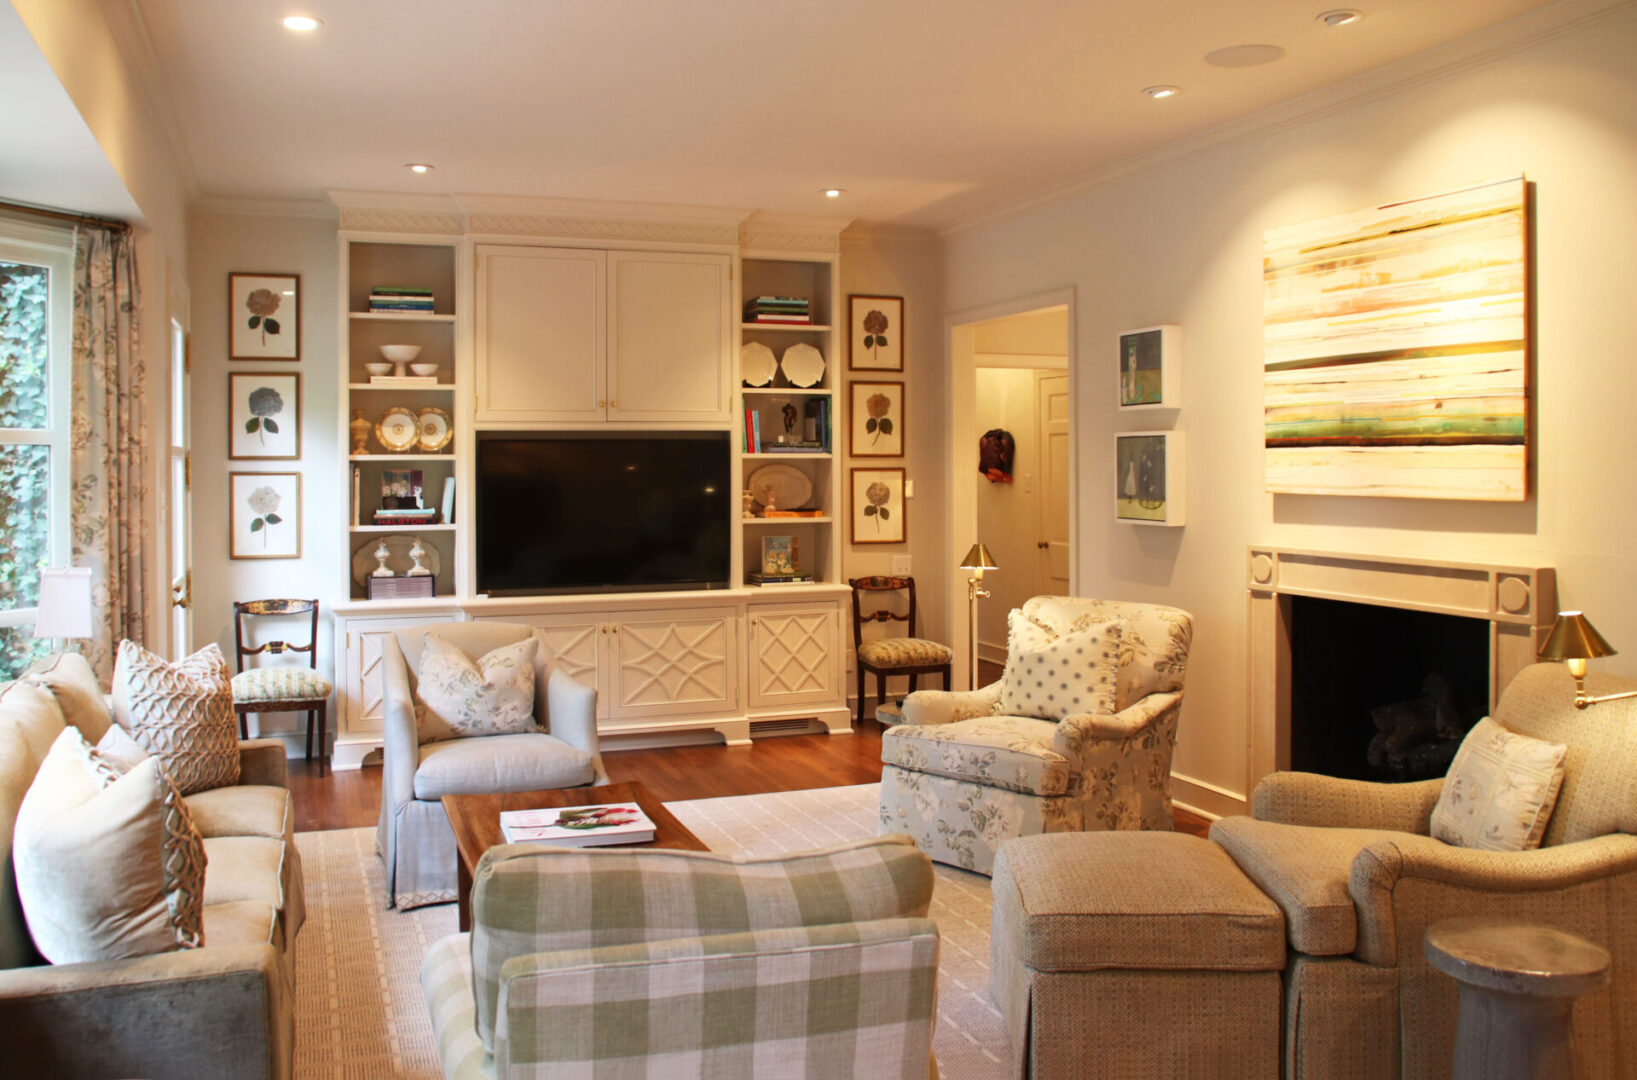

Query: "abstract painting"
left=1116, top=431, right=1185, bottom=526
left=1263, top=176, right=1528, bottom=500
left=1118, top=325, right=1181, bottom=409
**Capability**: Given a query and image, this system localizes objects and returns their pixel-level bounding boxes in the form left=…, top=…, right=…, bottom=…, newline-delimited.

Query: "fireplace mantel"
left=1246, top=547, right=1556, bottom=793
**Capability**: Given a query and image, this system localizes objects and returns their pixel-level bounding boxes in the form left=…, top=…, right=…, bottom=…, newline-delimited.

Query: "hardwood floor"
left=288, top=721, right=1212, bottom=838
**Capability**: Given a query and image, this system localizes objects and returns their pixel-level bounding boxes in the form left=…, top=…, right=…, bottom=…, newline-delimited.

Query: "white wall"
left=943, top=7, right=1637, bottom=814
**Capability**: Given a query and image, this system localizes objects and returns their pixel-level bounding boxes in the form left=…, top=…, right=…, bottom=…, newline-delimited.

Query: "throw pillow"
left=1430, top=717, right=1567, bottom=852
left=1000, top=613, right=1121, bottom=721
left=14, top=727, right=207, bottom=964
left=24, top=651, right=112, bottom=742
left=113, top=641, right=241, bottom=795
left=414, top=634, right=539, bottom=744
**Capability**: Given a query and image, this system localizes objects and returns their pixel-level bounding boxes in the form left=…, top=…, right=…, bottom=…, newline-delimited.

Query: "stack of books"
left=743, top=296, right=810, bottom=324
left=499, top=803, right=655, bottom=848
left=369, top=287, right=435, bottom=315
left=372, top=507, right=442, bottom=526
left=747, top=573, right=817, bottom=587
left=742, top=397, right=830, bottom=453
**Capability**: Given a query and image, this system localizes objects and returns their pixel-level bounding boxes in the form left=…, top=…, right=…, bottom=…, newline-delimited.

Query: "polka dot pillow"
left=1000, top=613, right=1122, bottom=721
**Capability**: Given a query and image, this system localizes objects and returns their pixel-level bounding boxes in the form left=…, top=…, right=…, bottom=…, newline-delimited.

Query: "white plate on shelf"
left=746, top=463, right=815, bottom=512
left=375, top=406, right=419, bottom=452
left=416, top=407, right=453, bottom=452
left=741, top=341, right=777, bottom=387
left=351, top=534, right=441, bottom=587
left=780, top=342, right=825, bottom=388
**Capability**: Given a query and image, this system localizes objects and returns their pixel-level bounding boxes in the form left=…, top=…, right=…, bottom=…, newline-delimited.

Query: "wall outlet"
left=892, top=555, right=912, bottom=576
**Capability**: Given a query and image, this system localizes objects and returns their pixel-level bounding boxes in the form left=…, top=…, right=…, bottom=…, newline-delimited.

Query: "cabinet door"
left=606, top=607, right=737, bottom=722
left=475, top=245, right=606, bottom=423
left=607, top=251, right=732, bottom=421
left=748, top=604, right=842, bottom=709
left=341, top=615, right=456, bottom=737
left=472, top=612, right=607, bottom=719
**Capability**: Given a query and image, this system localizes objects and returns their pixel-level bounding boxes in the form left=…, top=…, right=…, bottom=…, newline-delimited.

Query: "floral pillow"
left=1430, top=717, right=1567, bottom=851
left=414, top=634, right=539, bottom=744
left=1000, top=611, right=1121, bottom=721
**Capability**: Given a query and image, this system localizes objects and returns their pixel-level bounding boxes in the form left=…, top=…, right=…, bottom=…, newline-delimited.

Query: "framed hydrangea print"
left=229, top=272, right=300, bottom=360
left=849, top=295, right=903, bottom=371
left=851, top=467, right=906, bottom=544
left=230, top=472, right=302, bottom=559
left=228, top=372, right=300, bottom=460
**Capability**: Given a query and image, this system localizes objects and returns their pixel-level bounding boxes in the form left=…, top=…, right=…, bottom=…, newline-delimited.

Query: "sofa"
left=0, top=653, right=305, bottom=1080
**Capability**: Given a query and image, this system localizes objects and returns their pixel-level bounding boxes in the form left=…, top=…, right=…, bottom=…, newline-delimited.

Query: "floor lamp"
left=959, top=543, right=998, bottom=690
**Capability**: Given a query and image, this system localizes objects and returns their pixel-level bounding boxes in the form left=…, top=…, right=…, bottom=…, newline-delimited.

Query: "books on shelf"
left=747, top=573, right=818, bottom=587
left=369, top=374, right=441, bottom=385
left=371, top=511, right=441, bottom=526
left=761, top=509, right=824, bottom=518
left=499, top=803, right=655, bottom=847
left=743, top=295, right=811, bottom=324
left=369, top=286, right=435, bottom=314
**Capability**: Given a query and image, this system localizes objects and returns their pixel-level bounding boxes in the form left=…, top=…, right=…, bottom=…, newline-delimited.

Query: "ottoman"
left=991, top=832, right=1286, bottom=1078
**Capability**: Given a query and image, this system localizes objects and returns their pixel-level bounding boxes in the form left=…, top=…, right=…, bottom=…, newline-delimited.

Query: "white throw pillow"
left=414, top=634, right=539, bottom=744
left=1431, top=717, right=1567, bottom=852
left=14, top=727, right=207, bottom=964
left=1000, top=612, right=1121, bottom=721
left=113, top=640, right=241, bottom=795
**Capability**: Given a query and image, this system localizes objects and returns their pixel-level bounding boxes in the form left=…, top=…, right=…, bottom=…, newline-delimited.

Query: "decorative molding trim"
left=740, top=212, right=852, bottom=254
left=942, top=0, right=1632, bottom=238
left=1170, top=774, right=1239, bottom=820
left=192, top=195, right=337, bottom=220
left=102, top=0, right=201, bottom=201
left=973, top=352, right=1069, bottom=370
left=336, top=208, right=467, bottom=235
left=466, top=213, right=739, bottom=245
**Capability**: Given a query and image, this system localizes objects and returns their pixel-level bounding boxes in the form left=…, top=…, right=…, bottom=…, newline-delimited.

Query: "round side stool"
left=1425, top=916, right=1611, bottom=1080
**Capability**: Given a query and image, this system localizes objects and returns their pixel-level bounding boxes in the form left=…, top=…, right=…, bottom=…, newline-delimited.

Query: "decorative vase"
left=370, top=539, right=394, bottom=577
left=349, top=409, right=371, bottom=454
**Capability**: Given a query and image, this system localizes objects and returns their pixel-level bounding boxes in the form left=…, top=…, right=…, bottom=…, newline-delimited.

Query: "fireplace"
left=1247, top=548, right=1555, bottom=795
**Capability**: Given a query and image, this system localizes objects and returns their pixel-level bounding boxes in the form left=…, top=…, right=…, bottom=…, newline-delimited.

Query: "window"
left=0, top=220, right=74, bottom=679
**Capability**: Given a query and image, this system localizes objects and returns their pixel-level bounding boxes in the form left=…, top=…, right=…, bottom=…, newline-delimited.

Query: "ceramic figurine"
left=349, top=409, right=371, bottom=454
left=371, top=539, right=394, bottom=577
left=407, top=537, right=432, bottom=577
left=742, top=490, right=756, bottom=518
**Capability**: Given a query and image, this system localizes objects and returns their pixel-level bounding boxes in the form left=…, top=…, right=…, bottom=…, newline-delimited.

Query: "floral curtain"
left=70, top=225, right=146, bottom=680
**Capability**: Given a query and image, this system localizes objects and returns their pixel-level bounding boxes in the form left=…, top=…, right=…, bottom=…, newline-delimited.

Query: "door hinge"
left=184, top=452, right=192, bottom=491
left=183, top=332, right=192, bottom=375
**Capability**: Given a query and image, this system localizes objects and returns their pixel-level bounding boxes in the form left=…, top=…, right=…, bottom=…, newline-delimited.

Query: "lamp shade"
left=33, top=567, right=94, bottom=640
left=960, top=543, right=999, bottom=572
left=1538, top=611, right=1617, bottom=662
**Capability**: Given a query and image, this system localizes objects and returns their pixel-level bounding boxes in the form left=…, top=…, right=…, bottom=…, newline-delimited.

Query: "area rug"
left=292, top=783, right=1008, bottom=1079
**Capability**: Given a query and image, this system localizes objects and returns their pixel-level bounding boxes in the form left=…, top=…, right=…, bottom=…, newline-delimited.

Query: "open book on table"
left=499, top=803, right=656, bottom=848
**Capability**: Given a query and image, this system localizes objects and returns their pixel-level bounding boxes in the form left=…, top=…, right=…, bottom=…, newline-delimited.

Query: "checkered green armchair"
left=421, top=834, right=940, bottom=1079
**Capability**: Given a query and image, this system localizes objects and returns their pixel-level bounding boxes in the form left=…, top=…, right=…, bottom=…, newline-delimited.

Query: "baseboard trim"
left=1170, top=772, right=1247, bottom=820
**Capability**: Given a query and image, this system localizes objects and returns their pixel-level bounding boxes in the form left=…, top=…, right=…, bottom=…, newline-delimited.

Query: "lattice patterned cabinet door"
left=748, top=604, right=841, bottom=709
left=606, top=607, right=737, bottom=721
left=341, top=615, right=456, bottom=736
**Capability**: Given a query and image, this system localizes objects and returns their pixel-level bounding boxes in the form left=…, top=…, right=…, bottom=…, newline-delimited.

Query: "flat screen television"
left=476, top=432, right=731, bottom=595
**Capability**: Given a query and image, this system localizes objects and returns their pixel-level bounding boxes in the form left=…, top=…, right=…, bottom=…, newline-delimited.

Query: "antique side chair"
left=231, top=598, right=333, bottom=774
left=847, top=576, right=953, bottom=726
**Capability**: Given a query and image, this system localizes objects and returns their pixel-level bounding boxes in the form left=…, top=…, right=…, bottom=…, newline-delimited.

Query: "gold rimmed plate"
left=375, top=406, right=419, bottom=453
left=416, top=406, right=453, bottom=452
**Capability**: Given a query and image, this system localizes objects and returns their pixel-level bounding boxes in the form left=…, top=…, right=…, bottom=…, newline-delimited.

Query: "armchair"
left=1210, top=662, right=1637, bottom=1079
left=377, top=622, right=609, bottom=909
left=879, top=595, right=1193, bottom=874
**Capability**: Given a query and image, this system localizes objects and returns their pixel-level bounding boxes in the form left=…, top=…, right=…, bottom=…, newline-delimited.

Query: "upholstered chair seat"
left=857, top=637, right=955, bottom=668
left=411, top=733, right=595, bottom=800
left=880, top=716, right=1071, bottom=797
left=230, top=667, right=333, bottom=702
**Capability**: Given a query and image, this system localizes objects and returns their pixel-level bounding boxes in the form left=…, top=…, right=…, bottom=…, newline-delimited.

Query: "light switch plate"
left=904, top=479, right=914, bottom=498
left=891, top=555, right=912, bottom=576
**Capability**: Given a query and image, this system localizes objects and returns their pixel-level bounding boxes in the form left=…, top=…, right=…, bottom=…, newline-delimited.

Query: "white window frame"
left=0, top=220, right=75, bottom=632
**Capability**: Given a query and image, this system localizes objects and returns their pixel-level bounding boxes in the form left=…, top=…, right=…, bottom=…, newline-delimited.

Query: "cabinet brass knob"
left=1037, top=540, right=1049, bottom=549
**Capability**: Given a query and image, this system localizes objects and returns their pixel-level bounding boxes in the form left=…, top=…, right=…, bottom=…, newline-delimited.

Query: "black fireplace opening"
left=1289, top=596, right=1489, bottom=783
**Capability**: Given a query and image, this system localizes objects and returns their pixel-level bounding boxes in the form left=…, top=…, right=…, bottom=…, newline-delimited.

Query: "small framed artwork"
left=850, top=381, right=904, bottom=457
left=230, top=471, right=302, bottom=559
left=1115, top=431, right=1185, bottom=527
left=1117, top=324, right=1181, bottom=409
left=761, top=535, right=798, bottom=575
left=227, top=372, right=300, bottom=460
left=849, top=295, right=903, bottom=371
left=851, top=467, right=906, bottom=544
left=229, top=272, right=300, bottom=360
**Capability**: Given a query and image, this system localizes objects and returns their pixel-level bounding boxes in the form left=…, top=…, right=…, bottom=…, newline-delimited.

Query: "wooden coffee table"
left=442, top=780, right=709, bottom=933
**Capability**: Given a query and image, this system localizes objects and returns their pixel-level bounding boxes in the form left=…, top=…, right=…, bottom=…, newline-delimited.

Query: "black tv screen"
left=476, top=432, right=731, bottom=595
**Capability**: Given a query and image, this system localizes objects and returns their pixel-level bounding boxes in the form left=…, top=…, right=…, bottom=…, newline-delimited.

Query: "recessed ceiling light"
left=1317, top=9, right=1362, bottom=27
left=282, top=15, right=322, bottom=31
left=1205, top=44, right=1286, bottom=68
left=406, top=163, right=434, bottom=174
left=1143, top=86, right=1180, bottom=100
left=822, top=188, right=845, bottom=198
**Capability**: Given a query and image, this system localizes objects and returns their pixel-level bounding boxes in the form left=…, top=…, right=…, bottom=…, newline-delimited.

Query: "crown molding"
left=101, top=0, right=201, bottom=202
left=740, top=212, right=854, bottom=254
left=941, top=0, right=1632, bottom=239
left=191, top=195, right=337, bottom=220
left=842, top=222, right=941, bottom=245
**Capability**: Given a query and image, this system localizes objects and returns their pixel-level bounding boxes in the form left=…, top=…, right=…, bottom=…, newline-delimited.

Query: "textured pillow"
left=113, top=641, right=240, bottom=795
left=24, top=651, right=111, bottom=742
left=1431, top=717, right=1567, bottom=852
left=414, top=634, right=539, bottom=744
left=14, top=727, right=207, bottom=963
left=1000, top=612, right=1121, bottom=721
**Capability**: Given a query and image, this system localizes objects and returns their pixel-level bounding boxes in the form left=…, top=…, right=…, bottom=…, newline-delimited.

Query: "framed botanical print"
left=230, top=471, right=302, bottom=558
left=229, top=272, right=300, bottom=360
left=1115, top=431, right=1186, bottom=527
left=228, top=372, right=300, bottom=460
left=850, top=381, right=904, bottom=457
left=851, top=467, right=906, bottom=544
left=849, top=295, right=903, bottom=371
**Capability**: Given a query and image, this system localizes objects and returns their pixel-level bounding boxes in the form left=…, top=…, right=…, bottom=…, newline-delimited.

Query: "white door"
left=607, top=251, right=732, bottom=421
left=1037, top=373, right=1071, bottom=594
left=474, top=245, right=606, bottom=423
left=168, top=322, right=192, bottom=654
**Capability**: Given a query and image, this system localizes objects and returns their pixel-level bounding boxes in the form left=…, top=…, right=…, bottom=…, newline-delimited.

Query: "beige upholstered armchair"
left=1210, top=662, right=1637, bottom=1079
left=377, top=622, right=608, bottom=909
left=879, top=596, right=1193, bottom=874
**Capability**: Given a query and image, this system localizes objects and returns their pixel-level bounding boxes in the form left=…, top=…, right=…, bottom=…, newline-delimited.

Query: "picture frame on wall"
left=848, top=295, right=904, bottom=371
left=1117, top=325, right=1181, bottom=409
left=851, top=467, right=906, bottom=544
left=227, top=372, right=300, bottom=460
left=849, top=380, right=904, bottom=457
left=230, top=471, right=302, bottom=559
left=229, top=272, right=300, bottom=361
left=1115, top=431, right=1185, bottom=527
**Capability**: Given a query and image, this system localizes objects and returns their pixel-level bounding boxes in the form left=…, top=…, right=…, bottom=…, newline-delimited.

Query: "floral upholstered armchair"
left=878, top=596, right=1193, bottom=874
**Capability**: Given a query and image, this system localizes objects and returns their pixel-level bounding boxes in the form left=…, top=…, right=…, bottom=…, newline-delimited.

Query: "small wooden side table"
left=1424, top=916, right=1611, bottom=1080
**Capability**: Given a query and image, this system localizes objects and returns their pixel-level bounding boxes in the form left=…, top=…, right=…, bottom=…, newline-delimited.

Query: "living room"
left=4, top=1, right=1636, bottom=1077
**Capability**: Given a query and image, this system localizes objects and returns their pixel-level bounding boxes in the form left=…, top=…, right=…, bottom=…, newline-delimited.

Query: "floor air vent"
left=750, top=718, right=816, bottom=736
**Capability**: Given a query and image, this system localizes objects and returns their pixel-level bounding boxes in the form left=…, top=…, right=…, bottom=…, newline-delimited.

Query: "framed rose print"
left=228, top=372, right=300, bottom=460
left=849, top=295, right=903, bottom=371
left=230, top=471, right=302, bottom=559
left=229, top=272, right=300, bottom=360
left=851, top=467, right=906, bottom=544
left=850, top=381, right=904, bottom=457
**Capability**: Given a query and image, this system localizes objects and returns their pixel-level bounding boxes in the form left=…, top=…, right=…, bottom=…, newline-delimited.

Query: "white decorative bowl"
left=364, top=362, right=393, bottom=376
left=379, top=344, right=422, bottom=363
left=410, top=362, right=439, bottom=377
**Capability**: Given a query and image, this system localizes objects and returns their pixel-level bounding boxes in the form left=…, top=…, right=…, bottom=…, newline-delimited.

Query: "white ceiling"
left=61, top=1, right=1572, bottom=228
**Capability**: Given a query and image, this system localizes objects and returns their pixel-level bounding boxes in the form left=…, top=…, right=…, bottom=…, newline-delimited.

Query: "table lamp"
left=32, top=567, right=95, bottom=651
left=1536, top=610, right=1637, bottom=709
left=960, top=542, right=999, bottom=690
